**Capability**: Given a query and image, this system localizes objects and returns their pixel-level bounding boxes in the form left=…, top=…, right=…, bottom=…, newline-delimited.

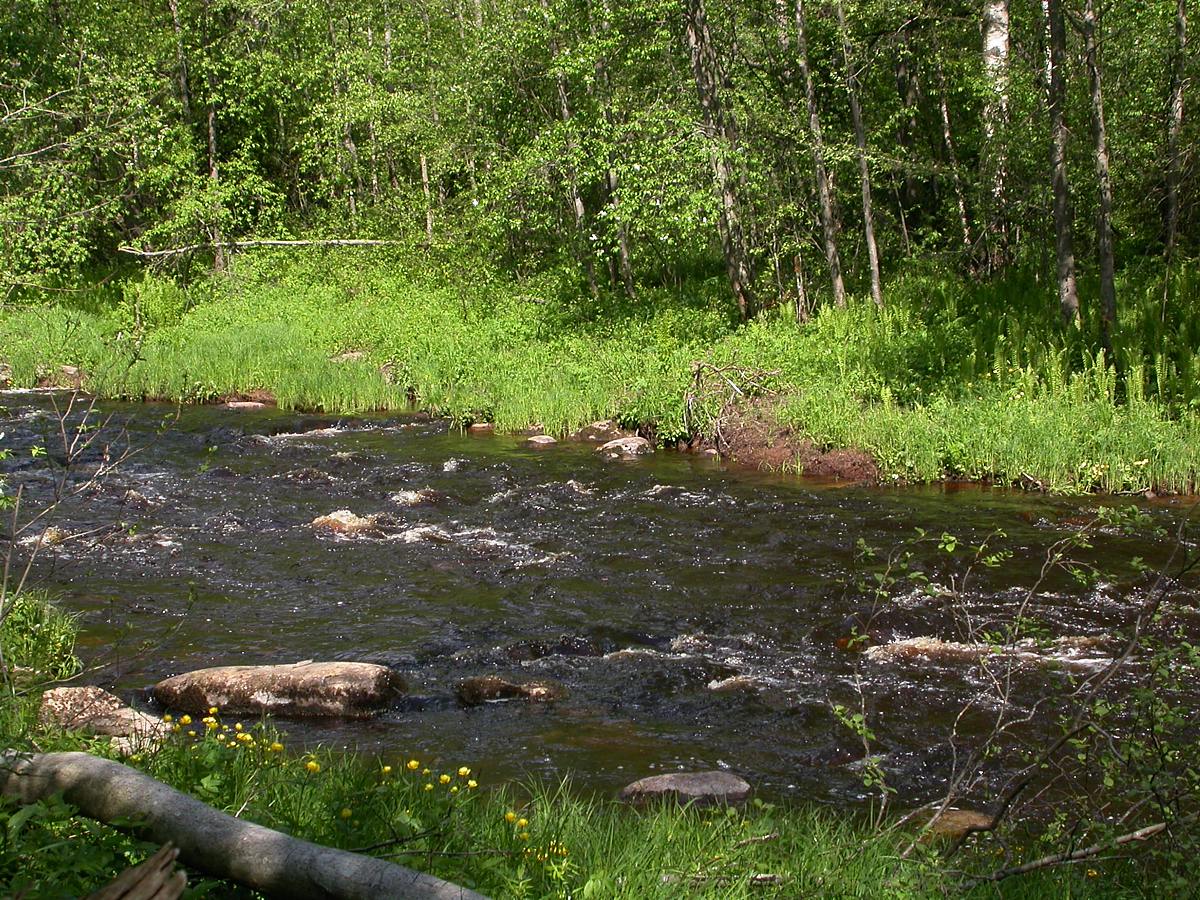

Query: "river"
left=3, top=391, right=1194, bottom=807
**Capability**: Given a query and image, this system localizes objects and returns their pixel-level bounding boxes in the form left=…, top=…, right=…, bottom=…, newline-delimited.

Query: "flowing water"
left=3, top=391, right=1196, bottom=806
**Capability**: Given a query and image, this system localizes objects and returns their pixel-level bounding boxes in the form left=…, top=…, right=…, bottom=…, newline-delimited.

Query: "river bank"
left=2, top=252, right=1198, bottom=495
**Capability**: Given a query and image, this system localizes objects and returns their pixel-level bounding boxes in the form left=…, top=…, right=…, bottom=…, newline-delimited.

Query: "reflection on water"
left=2, top=392, right=1195, bottom=804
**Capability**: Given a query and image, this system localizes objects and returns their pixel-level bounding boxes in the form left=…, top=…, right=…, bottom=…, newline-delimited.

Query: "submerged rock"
left=153, top=661, right=405, bottom=717
left=223, top=401, right=268, bottom=411
left=310, top=509, right=380, bottom=535
left=597, top=436, right=653, bottom=458
left=865, top=635, right=1113, bottom=671
left=468, top=423, right=495, bottom=434
left=527, top=434, right=558, bottom=447
left=455, top=675, right=568, bottom=706
left=19, top=526, right=70, bottom=548
left=864, top=637, right=994, bottom=665
left=39, top=686, right=165, bottom=753
left=618, top=771, right=752, bottom=808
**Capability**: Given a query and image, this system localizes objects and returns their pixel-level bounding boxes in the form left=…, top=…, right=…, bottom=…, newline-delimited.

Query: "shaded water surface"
left=3, top=392, right=1195, bottom=804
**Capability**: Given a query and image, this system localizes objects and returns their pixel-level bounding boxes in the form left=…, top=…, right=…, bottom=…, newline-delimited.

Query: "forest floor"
left=2, top=250, right=1198, bottom=495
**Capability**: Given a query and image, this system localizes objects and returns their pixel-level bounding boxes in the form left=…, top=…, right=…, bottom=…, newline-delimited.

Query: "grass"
left=1, top=251, right=1198, bottom=493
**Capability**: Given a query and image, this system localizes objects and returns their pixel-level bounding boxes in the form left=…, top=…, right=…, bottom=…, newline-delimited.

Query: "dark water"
left=3, top=391, right=1196, bottom=806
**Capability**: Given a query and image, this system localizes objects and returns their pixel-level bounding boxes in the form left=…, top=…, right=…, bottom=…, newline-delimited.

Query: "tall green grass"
left=2, top=251, right=1198, bottom=492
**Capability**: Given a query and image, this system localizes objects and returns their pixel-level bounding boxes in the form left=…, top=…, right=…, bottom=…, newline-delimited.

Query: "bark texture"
left=1045, top=0, right=1079, bottom=325
left=1083, top=0, right=1116, bottom=346
left=0, top=752, right=485, bottom=900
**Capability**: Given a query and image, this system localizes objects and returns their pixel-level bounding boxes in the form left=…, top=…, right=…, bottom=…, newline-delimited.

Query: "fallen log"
left=118, top=239, right=398, bottom=259
left=1, top=751, right=487, bottom=900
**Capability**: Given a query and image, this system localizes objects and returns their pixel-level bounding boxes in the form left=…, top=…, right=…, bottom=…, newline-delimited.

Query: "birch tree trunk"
left=935, top=55, right=973, bottom=254
left=1045, top=0, right=1079, bottom=326
left=793, top=0, right=846, bottom=308
left=1083, top=0, right=1116, bottom=348
left=981, top=0, right=1011, bottom=269
left=836, top=1, right=883, bottom=307
left=684, top=0, right=757, bottom=319
left=1165, top=0, right=1188, bottom=266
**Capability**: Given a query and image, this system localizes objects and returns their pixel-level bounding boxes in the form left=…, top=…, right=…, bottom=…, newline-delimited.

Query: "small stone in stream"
left=707, top=675, right=760, bottom=694
left=39, top=686, right=166, bottom=753
left=153, top=661, right=405, bottom=717
left=921, top=809, right=993, bottom=843
left=597, top=436, right=653, bottom=458
left=122, top=489, right=154, bottom=508
left=311, top=509, right=380, bottom=534
left=222, top=401, right=268, bottom=410
left=468, top=423, right=495, bottom=434
left=389, top=488, right=440, bottom=506
left=19, top=526, right=70, bottom=548
left=863, top=636, right=994, bottom=664
left=619, top=771, right=752, bottom=808
left=527, top=434, right=558, bottom=447
left=569, top=420, right=628, bottom=443
left=284, top=467, right=335, bottom=484
left=455, top=675, right=568, bottom=706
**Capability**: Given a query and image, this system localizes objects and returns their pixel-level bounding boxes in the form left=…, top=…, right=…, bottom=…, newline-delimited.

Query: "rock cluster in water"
left=39, top=686, right=165, bottom=754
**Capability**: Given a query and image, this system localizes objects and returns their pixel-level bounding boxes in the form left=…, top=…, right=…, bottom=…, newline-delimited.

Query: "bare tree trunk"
left=1, top=752, right=485, bottom=900
left=420, top=153, right=434, bottom=243
left=1083, top=0, right=1116, bottom=349
left=981, top=0, right=1011, bottom=269
left=1165, top=0, right=1188, bottom=266
left=793, top=0, right=846, bottom=307
left=935, top=55, right=973, bottom=254
left=836, top=1, right=882, bottom=307
left=167, top=0, right=192, bottom=120
left=684, top=0, right=757, bottom=319
left=597, top=0, right=635, bottom=298
left=1045, top=0, right=1079, bottom=326
left=205, top=84, right=225, bottom=272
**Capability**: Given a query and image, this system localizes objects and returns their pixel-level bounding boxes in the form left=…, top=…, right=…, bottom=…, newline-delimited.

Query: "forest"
left=5, top=3, right=1200, bottom=897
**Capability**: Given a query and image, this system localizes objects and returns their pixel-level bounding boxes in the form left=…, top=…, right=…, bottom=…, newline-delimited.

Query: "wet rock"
left=864, top=637, right=994, bottom=665
left=922, top=808, right=993, bottom=842
left=19, top=526, right=70, bottom=548
left=618, top=771, right=752, bottom=808
left=153, top=661, right=405, bottom=717
left=122, top=489, right=155, bottom=508
left=597, top=436, right=653, bottom=458
left=389, top=488, right=440, bottom=506
left=503, top=635, right=604, bottom=662
left=527, top=435, right=558, bottom=447
left=223, top=401, right=268, bottom=411
left=311, top=509, right=380, bottom=535
left=570, top=420, right=628, bottom=443
left=468, top=423, right=495, bottom=434
left=706, top=675, right=760, bottom=694
left=283, top=467, right=335, bottom=484
left=455, top=675, right=569, bottom=706
left=39, top=686, right=165, bottom=753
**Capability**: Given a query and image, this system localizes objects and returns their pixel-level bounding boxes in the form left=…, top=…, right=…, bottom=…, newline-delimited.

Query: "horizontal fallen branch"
left=1, top=751, right=486, bottom=900
left=118, top=239, right=398, bottom=259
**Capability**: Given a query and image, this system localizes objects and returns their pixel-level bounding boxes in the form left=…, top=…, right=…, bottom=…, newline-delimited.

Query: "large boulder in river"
left=153, top=662, right=405, bottom=718
left=619, top=771, right=752, bottom=808
left=455, top=675, right=568, bottom=706
left=39, top=686, right=166, bottom=753
left=570, top=420, right=629, bottom=443
left=597, top=436, right=653, bottom=458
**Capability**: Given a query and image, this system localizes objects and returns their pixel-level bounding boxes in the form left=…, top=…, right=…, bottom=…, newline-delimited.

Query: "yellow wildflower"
left=187, top=730, right=197, bottom=737
left=518, top=832, right=530, bottom=841
left=517, top=818, right=528, bottom=829
left=269, top=742, right=284, bottom=753
left=467, top=780, right=478, bottom=789
left=340, top=808, right=352, bottom=819
left=424, top=783, right=434, bottom=792
left=234, top=723, right=243, bottom=731
left=439, top=774, right=451, bottom=784
left=457, top=766, right=471, bottom=777
left=162, top=714, right=173, bottom=723
left=381, top=765, right=392, bottom=774
left=422, top=768, right=431, bottom=776
left=305, top=760, right=321, bottom=773
left=178, top=715, right=192, bottom=726
left=505, top=811, right=517, bottom=823
left=450, top=786, right=459, bottom=794
left=407, top=759, right=420, bottom=771
left=208, top=706, right=219, bottom=715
